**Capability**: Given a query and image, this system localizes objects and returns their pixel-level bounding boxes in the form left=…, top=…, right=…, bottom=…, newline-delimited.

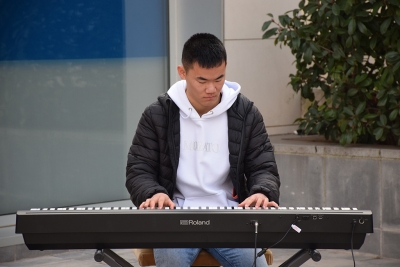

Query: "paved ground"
left=1, top=248, right=400, bottom=267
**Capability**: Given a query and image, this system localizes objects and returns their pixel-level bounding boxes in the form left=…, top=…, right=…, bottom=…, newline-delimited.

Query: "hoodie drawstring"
left=181, top=108, right=192, bottom=119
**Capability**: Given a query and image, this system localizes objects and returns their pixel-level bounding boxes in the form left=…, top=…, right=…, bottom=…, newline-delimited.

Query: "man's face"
left=177, top=61, right=226, bottom=117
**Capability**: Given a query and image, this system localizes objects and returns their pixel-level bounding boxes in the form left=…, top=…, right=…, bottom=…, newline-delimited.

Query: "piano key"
left=30, top=208, right=40, bottom=211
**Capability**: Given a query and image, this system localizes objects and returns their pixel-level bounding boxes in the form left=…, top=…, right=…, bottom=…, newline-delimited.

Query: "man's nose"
left=205, top=82, right=217, bottom=93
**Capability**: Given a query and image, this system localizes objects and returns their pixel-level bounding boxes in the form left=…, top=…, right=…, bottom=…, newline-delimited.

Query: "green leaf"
left=262, top=20, right=272, bottom=31
left=345, top=36, right=353, bottom=48
left=279, top=15, right=287, bottom=26
left=262, top=27, right=278, bottom=39
left=343, top=107, right=354, bottom=116
left=378, top=95, right=388, bottom=106
left=267, top=13, right=274, bottom=18
left=309, top=42, right=321, bottom=53
left=373, top=127, right=384, bottom=140
left=355, top=74, right=368, bottom=84
left=357, top=21, right=371, bottom=36
left=387, top=73, right=394, bottom=85
left=380, top=18, right=392, bottom=34
left=389, top=109, right=399, bottom=121
left=386, top=51, right=400, bottom=63
left=347, top=88, right=358, bottom=96
left=376, top=89, right=386, bottom=99
left=380, top=114, right=387, bottom=126
left=393, top=61, right=400, bottom=72
left=348, top=17, right=356, bottom=35
left=304, top=47, right=313, bottom=63
left=398, top=39, right=400, bottom=53
left=332, top=3, right=340, bottom=16
left=370, top=36, right=377, bottom=50
left=364, top=113, right=378, bottom=120
left=339, top=119, right=348, bottom=132
left=355, top=101, right=366, bottom=115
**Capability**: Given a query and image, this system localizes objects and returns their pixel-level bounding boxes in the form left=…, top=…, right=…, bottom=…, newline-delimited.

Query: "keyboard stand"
left=279, top=248, right=321, bottom=267
left=94, top=249, right=134, bottom=267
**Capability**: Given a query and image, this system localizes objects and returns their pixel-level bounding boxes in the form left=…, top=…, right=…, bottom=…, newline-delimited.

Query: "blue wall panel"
left=0, top=0, right=168, bottom=61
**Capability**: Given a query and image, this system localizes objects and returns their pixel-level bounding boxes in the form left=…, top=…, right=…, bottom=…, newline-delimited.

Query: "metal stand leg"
left=94, top=249, right=134, bottom=267
left=279, top=249, right=321, bottom=267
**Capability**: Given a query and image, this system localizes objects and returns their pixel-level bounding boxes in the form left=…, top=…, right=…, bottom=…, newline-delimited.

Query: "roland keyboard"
left=16, top=206, right=373, bottom=250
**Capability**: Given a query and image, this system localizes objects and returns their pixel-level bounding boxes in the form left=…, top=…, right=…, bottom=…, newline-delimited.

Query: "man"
left=126, top=33, right=280, bottom=267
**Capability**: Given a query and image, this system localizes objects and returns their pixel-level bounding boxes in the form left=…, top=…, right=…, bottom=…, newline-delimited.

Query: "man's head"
left=177, top=33, right=227, bottom=117
left=181, top=33, right=227, bottom=71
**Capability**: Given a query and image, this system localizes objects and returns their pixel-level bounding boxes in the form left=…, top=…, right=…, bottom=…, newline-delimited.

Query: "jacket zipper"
left=167, top=99, right=178, bottom=195
left=236, top=101, right=253, bottom=202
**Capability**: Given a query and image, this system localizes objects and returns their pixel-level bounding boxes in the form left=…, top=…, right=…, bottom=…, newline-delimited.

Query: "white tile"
left=224, top=0, right=299, bottom=40
left=225, top=39, right=301, bottom=130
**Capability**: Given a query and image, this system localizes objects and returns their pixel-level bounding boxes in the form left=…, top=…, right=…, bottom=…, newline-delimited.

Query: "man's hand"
left=238, top=193, right=279, bottom=208
left=139, top=193, right=175, bottom=209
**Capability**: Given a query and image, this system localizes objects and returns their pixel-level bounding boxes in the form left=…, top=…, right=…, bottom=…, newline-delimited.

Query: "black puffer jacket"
left=126, top=93, right=280, bottom=207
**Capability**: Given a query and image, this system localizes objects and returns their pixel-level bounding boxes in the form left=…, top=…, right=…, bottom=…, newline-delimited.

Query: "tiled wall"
left=224, top=0, right=301, bottom=135
left=271, top=136, right=400, bottom=260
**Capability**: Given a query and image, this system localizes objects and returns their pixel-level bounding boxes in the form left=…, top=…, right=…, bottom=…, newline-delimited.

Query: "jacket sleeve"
left=126, top=105, right=169, bottom=207
left=244, top=105, right=280, bottom=204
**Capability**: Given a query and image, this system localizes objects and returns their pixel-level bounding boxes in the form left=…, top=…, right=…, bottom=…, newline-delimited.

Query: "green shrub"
left=262, top=0, right=400, bottom=145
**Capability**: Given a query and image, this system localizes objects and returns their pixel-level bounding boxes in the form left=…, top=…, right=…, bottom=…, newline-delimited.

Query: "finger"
left=238, top=197, right=253, bottom=207
left=254, top=197, right=264, bottom=208
left=167, top=198, right=175, bottom=209
left=148, top=198, right=157, bottom=209
left=157, top=196, right=165, bottom=209
left=261, top=198, right=270, bottom=208
left=266, top=201, right=279, bottom=208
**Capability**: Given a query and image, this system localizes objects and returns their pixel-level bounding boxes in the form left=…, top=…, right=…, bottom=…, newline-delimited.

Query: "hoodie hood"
left=167, top=80, right=241, bottom=119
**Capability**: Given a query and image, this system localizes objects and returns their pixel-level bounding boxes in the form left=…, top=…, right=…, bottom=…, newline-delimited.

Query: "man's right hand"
left=139, top=193, right=175, bottom=209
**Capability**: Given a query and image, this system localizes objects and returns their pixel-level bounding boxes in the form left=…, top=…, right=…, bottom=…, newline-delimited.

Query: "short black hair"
left=181, top=33, right=227, bottom=71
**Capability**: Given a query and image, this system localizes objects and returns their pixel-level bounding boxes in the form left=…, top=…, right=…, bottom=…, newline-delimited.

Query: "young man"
left=126, top=33, right=280, bottom=267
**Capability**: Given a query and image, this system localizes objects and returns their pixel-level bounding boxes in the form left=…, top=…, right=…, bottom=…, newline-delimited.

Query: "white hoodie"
left=167, top=80, right=241, bottom=207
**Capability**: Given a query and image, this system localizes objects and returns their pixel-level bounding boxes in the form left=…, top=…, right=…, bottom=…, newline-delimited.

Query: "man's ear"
left=177, top=65, right=186, bottom=80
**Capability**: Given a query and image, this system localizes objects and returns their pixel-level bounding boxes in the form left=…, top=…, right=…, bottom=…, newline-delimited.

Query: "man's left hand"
left=238, top=193, right=279, bottom=208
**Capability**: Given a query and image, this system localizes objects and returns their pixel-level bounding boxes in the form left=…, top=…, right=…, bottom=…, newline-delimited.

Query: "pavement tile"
left=1, top=248, right=400, bottom=267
